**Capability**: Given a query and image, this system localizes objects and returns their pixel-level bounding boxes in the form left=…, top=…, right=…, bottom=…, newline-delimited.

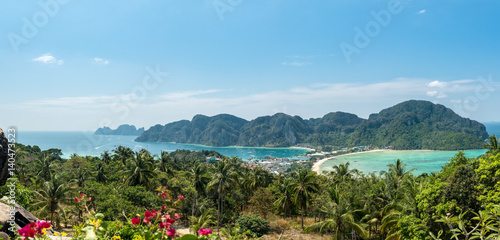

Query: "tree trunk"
left=301, top=205, right=304, bottom=230
left=217, top=188, right=221, bottom=232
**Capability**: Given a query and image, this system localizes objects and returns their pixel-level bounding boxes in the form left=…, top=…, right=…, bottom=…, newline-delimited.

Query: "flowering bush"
left=68, top=187, right=218, bottom=240
left=17, top=221, right=51, bottom=239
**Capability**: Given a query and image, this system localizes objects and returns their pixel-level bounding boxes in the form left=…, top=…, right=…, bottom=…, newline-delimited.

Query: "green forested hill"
left=135, top=100, right=488, bottom=150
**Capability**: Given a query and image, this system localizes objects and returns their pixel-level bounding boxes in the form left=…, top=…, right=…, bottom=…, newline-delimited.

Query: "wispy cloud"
left=32, top=53, right=64, bottom=65
left=281, top=61, right=311, bottom=67
left=158, top=89, right=221, bottom=101
left=93, top=57, right=110, bottom=65
left=24, top=94, right=136, bottom=107
left=418, top=9, right=427, bottom=14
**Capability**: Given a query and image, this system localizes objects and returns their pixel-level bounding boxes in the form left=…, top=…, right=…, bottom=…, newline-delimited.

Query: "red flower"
left=151, top=209, right=157, bottom=217
left=177, top=195, right=184, bottom=201
left=74, top=197, right=80, bottom=203
left=145, top=210, right=154, bottom=218
left=161, top=192, right=167, bottom=199
left=158, top=222, right=168, bottom=229
left=198, top=228, right=212, bottom=236
left=80, top=193, right=86, bottom=197
left=167, top=218, right=175, bottom=224
left=161, top=205, right=167, bottom=211
left=131, top=217, right=140, bottom=226
left=167, top=229, right=176, bottom=237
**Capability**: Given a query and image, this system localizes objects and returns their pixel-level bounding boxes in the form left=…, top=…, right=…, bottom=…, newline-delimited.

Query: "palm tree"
left=244, top=166, right=272, bottom=193
left=34, top=154, right=54, bottom=182
left=94, top=160, right=107, bottom=183
left=331, top=162, right=359, bottom=183
left=288, top=169, right=319, bottom=229
left=274, top=177, right=294, bottom=219
left=484, top=135, right=500, bottom=154
left=101, top=151, right=112, bottom=165
left=208, top=157, right=238, bottom=231
left=188, top=163, right=210, bottom=216
left=220, top=224, right=251, bottom=240
left=158, top=151, right=174, bottom=176
left=113, top=146, right=134, bottom=166
left=305, top=187, right=367, bottom=239
left=72, top=168, right=92, bottom=187
left=189, top=208, right=216, bottom=235
left=119, top=152, right=156, bottom=188
left=32, top=175, right=73, bottom=225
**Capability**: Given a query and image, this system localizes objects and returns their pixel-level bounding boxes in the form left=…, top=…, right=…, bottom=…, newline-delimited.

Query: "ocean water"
left=17, top=131, right=309, bottom=160
left=319, top=149, right=487, bottom=175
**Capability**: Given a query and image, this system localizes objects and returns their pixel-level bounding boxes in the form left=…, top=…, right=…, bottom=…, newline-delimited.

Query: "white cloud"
left=418, top=9, right=427, bottom=14
left=426, top=91, right=438, bottom=97
left=32, top=53, right=64, bottom=65
left=281, top=61, right=310, bottom=67
left=93, top=57, right=110, bottom=65
left=428, top=80, right=447, bottom=88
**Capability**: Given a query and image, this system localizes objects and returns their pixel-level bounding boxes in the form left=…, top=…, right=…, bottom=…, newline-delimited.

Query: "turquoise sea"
left=319, top=149, right=487, bottom=175
left=18, top=131, right=309, bottom=160
left=18, top=131, right=495, bottom=174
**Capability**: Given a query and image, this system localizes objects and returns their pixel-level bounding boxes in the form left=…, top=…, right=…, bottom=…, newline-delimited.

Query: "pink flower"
left=74, top=197, right=80, bottom=203
left=131, top=217, right=140, bottom=226
left=88, top=197, right=92, bottom=201
left=198, top=228, right=212, bottom=236
left=80, top=193, right=86, bottom=197
left=143, top=217, right=150, bottom=224
left=446, top=213, right=451, bottom=217
left=167, top=229, right=176, bottom=237
left=39, top=221, right=51, bottom=229
left=174, top=213, right=180, bottom=219
left=18, top=225, right=36, bottom=238
left=177, top=195, right=184, bottom=201
left=161, top=205, right=167, bottom=211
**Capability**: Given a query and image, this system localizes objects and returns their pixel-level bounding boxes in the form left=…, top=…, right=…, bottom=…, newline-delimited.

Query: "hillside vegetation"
left=136, top=100, right=488, bottom=150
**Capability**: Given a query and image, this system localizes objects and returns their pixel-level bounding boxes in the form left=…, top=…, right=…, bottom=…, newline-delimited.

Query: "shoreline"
left=311, top=149, right=486, bottom=174
left=311, top=149, right=387, bottom=174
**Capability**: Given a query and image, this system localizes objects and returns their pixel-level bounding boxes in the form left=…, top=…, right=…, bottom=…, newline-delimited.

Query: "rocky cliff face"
left=0, top=128, right=10, bottom=186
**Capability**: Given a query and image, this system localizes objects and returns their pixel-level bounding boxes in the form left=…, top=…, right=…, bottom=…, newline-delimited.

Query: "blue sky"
left=1, top=0, right=499, bottom=131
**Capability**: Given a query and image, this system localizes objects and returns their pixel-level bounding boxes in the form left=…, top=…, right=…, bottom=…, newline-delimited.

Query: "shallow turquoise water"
left=18, top=131, right=309, bottom=160
left=319, top=149, right=487, bottom=175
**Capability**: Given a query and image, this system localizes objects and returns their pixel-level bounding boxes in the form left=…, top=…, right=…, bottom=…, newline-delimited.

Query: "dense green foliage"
left=136, top=100, right=488, bottom=150
left=234, top=215, right=270, bottom=237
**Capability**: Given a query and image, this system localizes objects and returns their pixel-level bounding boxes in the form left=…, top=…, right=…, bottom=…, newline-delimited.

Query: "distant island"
left=95, top=124, right=145, bottom=136
left=135, top=100, right=489, bottom=150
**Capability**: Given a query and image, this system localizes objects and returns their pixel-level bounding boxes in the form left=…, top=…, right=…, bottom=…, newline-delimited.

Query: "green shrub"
left=235, top=215, right=270, bottom=237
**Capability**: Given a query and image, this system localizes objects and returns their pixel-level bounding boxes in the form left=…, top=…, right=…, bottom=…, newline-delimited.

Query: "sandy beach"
left=311, top=149, right=385, bottom=174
